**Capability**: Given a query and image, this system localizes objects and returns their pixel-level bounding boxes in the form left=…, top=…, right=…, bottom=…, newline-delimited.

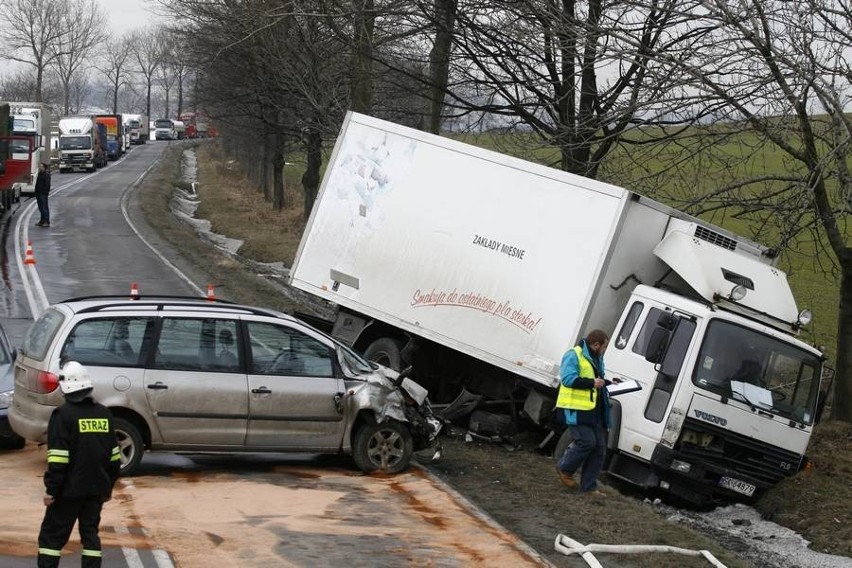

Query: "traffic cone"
left=207, top=284, right=216, bottom=301
left=24, top=242, right=36, bottom=265
left=129, top=282, right=139, bottom=300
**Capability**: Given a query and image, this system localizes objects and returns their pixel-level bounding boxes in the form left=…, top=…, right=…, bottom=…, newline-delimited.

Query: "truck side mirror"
left=645, top=328, right=671, bottom=363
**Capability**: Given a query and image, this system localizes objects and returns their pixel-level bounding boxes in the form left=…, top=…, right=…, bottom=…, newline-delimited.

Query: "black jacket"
left=35, top=169, right=51, bottom=195
left=44, top=398, right=121, bottom=499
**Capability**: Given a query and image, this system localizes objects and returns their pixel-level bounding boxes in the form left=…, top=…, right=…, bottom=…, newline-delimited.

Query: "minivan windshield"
left=693, top=320, right=822, bottom=424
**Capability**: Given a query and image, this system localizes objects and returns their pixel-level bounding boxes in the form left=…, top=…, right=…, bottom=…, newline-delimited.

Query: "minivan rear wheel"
left=114, top=417, right=144, bottom=476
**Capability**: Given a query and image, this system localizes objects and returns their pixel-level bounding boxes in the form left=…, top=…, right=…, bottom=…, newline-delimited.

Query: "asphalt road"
left=0, top=143, right=553, bottom=567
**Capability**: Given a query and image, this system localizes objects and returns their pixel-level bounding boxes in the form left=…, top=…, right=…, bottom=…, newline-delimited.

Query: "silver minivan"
left=10, top=296, right=442, bottom=475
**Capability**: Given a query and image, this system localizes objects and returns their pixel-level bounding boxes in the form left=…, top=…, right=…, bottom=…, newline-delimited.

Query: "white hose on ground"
left=554, top=533, right=728, bottom=568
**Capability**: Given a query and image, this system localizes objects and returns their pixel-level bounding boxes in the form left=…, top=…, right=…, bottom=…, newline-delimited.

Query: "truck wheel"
left=364, top=338, right=403, bottom=371
left=113, top=417, right=144, bottom=476
left=554, top=428, right=575, bottom=462
left=352, top=420, right=413, bottom=474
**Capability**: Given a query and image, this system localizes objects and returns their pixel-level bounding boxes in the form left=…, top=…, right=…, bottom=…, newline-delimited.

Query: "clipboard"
left=606, top=379, right=642, bottom=396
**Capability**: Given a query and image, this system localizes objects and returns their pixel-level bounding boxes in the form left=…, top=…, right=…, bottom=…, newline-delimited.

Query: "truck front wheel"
left=364, top=338, right=403, bottom=371
left=352, top=420, right=413, bottom=474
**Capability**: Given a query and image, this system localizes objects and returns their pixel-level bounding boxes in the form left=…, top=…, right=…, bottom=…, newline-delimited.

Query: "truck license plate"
left=718, top=476, right=756, bottom=496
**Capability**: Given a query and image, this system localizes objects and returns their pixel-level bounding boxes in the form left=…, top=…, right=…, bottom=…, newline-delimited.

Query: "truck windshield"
left=693, top=320, right=821, bottom=425
left=60, top=136, right=92, bottom=150
left=155, top=120, right=172, bottom=128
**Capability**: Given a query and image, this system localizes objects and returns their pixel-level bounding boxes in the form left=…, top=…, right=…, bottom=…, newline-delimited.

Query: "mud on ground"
left=129, top=141, right=850, bottom=568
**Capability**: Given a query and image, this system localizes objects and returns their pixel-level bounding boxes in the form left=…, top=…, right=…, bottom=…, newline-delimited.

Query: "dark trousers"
left=37, top=496, right=104, bottom=568
left=36, top=192, right=50, bottom=224
left=557, top=424, right=607, bottom=492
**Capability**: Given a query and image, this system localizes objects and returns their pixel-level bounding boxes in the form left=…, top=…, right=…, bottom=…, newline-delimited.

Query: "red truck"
left=0, top=103, right=32, bottom=212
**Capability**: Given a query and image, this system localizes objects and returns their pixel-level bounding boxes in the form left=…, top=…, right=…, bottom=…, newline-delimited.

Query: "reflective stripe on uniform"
left=81, top=549, right=102, bottom=557
left=46, top=449, right=70, bottom=464
left=111, top=446, right=121, bottom=462
left=38, top=547, right=62, bottom=556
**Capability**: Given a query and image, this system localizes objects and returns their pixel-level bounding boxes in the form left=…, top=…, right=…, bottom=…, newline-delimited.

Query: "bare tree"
left=0, top=0, right=69, bottom=101
left=129, top=28, right=163, bottom=118
left=51, top=0, right=106, bottom=114
left=96, top=36, right=133, bottom=113
left=641, top=0, right=851, bottom=420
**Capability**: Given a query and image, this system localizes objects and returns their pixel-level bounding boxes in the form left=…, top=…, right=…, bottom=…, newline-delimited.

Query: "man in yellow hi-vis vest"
left=555, top=329, right=611, bottom=494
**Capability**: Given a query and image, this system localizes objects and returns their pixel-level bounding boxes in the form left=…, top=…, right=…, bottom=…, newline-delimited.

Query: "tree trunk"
left=427, top=0, right=457, bottom=134
left=272, top=129, right=285, bottom=211
left=832, top=248, right=852, bottom=422
left=351, top=0, right=375, bottom=114
left=301, top=127, right=322, bottom=220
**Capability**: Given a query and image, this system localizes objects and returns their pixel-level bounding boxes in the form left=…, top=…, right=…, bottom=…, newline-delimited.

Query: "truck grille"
left=694, top=226, right=737, bottom=251
left=678, top=417, right=801, bottom=486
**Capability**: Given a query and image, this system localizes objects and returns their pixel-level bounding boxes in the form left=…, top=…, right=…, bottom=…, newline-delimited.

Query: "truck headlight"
left=671, top=459, right=692, bottom=473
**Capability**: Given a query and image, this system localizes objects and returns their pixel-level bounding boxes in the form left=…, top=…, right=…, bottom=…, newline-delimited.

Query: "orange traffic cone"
left=207, top=284, right=216, bottom=301
left=24, top=242, right=36, bottom=265
left=129, top=282, right=139, bottom=300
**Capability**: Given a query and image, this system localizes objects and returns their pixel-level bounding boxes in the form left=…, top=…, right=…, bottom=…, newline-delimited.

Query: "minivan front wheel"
left=352, top=420, right=413, bottom=474
left=114, top=417, right=144, bottom=476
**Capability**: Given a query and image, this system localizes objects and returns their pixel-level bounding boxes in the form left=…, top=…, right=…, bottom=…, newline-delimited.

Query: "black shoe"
left=42, top=222, right=50, bottom=227
left=35, top=222, right=44, bottom=227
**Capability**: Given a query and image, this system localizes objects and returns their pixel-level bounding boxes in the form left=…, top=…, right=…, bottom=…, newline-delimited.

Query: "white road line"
left=151, top=549, right=175, bottom=568
left=114, top=526, right=145, bottom=568
left=120, top=153, right=204, bottom=296
left=15, top=173, right=97, bottom=319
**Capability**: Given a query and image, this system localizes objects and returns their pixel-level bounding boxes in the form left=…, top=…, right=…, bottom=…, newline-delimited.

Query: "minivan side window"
left=247, top=322, right=334, bottom=377
left=153, top=318, right=239, bottom=372
left=61, top=317, right=154, bottom=368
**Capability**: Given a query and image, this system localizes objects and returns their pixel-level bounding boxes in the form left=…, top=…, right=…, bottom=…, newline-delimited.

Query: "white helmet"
left=59, top=361, right=93, bottom=395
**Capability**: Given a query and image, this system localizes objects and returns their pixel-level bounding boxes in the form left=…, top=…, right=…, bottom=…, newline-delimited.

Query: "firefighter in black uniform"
left=37, top=361, right=121, bottom=568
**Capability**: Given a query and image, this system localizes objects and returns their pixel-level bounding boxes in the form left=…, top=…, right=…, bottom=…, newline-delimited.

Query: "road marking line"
left=15, top=171, right=105, bottom=319
left=114, top=526, right=145, bottom=568
left=120, top=150, right=204, bottom=296
left=152, top=548, right=175, bottom=568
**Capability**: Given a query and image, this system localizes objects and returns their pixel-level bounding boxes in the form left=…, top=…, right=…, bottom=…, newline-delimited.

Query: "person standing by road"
left=35, top=162, right=52, bottom=227
left=37, top=361, right=121, bottom=568
left=555, top=329, right=611, bottom=494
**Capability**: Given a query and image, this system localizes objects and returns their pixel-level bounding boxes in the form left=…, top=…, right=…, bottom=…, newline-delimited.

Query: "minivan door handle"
left=147, top=382, right=168, bottom=390
left=252, top=387, right=272, bottom=394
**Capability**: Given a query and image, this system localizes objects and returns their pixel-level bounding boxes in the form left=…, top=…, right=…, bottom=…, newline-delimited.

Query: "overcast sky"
left=97, top=0, right=161, bottom=33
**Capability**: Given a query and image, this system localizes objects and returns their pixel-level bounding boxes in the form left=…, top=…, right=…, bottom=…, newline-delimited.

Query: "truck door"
left=604, top=300, right=698, bottom=462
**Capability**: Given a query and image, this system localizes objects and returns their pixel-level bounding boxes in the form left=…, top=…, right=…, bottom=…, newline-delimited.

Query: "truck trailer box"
left=290, top=112, right=799, bottom=390
left=290, top=112, right=824, bottom=504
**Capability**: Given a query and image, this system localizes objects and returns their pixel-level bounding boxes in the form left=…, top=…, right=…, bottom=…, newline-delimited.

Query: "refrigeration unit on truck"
left=58, top=116, right=105, bottom=173
left=1, top=101, right=52, bottom=196
left=94, top=114, right=123, bottom=160
left=289, top=111, right=825, bottom=504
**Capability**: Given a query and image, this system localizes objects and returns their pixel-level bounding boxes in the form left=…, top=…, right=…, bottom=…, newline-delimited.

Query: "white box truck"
left=58, top=116, right=100, bottom=173
left=290, top=112, right=825, bottom=504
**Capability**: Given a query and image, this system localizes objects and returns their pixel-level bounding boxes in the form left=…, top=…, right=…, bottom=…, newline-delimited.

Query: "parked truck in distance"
left=154, top=118, right=176, bottom=140
left=58, top=116, right=106, bottom=173
left=173, top=120, right=185, bottom=140
left=93, top=114, right=123, bottom=160
left=290, top=112, right=826, bottom=505
left=0, top=102, right=30, bottom=211
left=2, top=101, right=52, bottom=196
left=123, top=114, right=148, bottom=144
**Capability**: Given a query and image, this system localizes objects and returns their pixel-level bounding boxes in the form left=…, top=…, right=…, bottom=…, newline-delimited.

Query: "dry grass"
left=755, top=420, right=852, bottom=556
left=194, top=143, right=306, bottom=266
